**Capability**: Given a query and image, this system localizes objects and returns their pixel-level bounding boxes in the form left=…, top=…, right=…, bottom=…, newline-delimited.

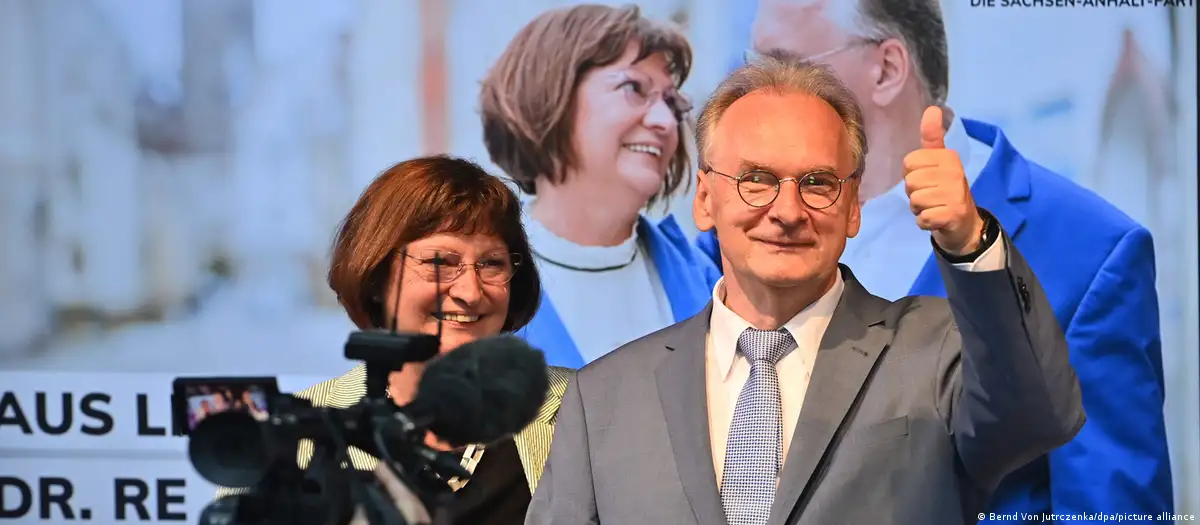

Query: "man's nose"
left=766, top=181, right=811, bottom=226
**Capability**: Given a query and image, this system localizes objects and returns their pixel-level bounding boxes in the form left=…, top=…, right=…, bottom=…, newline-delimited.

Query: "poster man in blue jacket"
left=694, top=0, right=1174, bottom=522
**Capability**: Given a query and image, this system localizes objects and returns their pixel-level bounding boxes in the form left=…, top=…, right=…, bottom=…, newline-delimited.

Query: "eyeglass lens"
left=617, top=71, right=693, bottom=117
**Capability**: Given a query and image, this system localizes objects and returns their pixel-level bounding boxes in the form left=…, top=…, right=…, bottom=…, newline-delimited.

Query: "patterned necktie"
left=721, top=327, right=796, bottom=525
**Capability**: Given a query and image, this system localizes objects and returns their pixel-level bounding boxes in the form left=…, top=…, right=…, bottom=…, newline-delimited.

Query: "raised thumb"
left=920, top=106, right=946, bottom=149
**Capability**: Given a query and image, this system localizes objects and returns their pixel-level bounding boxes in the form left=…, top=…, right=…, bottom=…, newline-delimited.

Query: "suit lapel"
left=768, top=268, right=892, bottom=525
left=960, top=118, right=1030, bottom=239
left=513, top=420, right=554, bottom=493
left=297, top=365, right=380, bottom=472
left=513, top=366, right=572, bottom=495
left=657, top=303, right=726, bottom=525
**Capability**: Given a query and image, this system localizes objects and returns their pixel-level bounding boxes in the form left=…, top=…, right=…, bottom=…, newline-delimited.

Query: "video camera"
left=170, top=250, right=550, bottom=525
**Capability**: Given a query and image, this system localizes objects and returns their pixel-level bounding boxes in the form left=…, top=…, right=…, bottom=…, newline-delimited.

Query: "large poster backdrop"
left=1, top=0, right=1196, bottom=523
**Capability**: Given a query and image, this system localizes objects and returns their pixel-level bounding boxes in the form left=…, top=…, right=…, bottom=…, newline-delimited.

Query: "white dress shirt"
left=706, top=232, right=1009, bottom=486
left=842, top=117, right=995, bottom=300
left=523, top=211, right=676, bottom=363
left=705, top=274, right=843, bottom=486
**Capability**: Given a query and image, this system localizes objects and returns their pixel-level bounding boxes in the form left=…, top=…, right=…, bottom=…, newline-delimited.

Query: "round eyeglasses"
left=402, top=249, right=522, bottom=285
left=706, top=168, right=853, bottom=209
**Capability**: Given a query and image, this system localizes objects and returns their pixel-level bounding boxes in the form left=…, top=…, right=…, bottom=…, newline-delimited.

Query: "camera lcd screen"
left=171, top=377, right=279, bottom=435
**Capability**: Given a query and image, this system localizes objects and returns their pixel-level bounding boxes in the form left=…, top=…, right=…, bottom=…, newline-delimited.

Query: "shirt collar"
left=944, top=115, right=987, bottom=186
left=522, top=203, right=640, bottom=267
left=708, top=272, right=845, bottom=380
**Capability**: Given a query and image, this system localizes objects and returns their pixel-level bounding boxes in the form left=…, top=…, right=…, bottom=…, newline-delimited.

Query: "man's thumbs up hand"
left=919, top=104, right=947, bottom=149
left=903, top=106, right=985, bottom=256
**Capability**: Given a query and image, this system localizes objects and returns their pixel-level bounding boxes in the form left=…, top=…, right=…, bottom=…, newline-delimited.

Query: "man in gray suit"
left=525, top=55, right=1084, bottom=525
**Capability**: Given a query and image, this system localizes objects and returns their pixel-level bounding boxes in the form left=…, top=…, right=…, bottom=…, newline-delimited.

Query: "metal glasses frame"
left=705, top=167, right=855, bottom=210
left=401, top=250, right=522, bottom=285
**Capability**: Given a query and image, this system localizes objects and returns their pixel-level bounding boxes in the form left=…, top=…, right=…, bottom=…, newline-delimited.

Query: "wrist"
left=947, top=215, right=986, bottom=256
left=935, top=208, right=999, bottom=263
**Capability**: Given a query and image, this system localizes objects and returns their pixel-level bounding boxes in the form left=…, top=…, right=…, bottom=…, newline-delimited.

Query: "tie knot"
left=737, top=328, right=795, bottom=365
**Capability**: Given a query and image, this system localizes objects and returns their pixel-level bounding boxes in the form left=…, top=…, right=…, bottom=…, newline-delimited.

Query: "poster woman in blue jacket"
left=479, top=5, right=719, bottom=368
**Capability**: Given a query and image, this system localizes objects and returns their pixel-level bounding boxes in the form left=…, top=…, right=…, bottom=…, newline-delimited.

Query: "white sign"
left=0, top=372, right=331, bottom=523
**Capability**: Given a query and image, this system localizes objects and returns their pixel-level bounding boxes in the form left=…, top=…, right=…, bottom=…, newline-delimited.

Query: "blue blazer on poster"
left=518, top=214, right=720, bottom=370
left=694, top=119, right=1174, bottom=521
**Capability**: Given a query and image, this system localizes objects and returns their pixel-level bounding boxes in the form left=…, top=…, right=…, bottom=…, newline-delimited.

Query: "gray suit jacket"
left=526, top=242, right=1085, bottom=525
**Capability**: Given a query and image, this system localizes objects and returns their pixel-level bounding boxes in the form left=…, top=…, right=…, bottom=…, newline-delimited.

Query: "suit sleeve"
left=936, top=233, right=1086, bottom=492
left=525, top=375, right=600, bottom=525
left=1047, top=227, right=1174, bottom=518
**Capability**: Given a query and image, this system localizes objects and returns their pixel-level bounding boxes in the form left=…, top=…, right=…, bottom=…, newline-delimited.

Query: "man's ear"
left=693, top=170, right=715, bottom=232
left=869, top=38, right=912, bottom=108
left=845, top=178, right=862, bottom=238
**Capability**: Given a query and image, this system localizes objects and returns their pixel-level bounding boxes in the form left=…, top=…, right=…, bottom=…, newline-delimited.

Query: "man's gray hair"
left=847, top=0, right=949, bottom=106
left=695, top=52, right=868, bottom=179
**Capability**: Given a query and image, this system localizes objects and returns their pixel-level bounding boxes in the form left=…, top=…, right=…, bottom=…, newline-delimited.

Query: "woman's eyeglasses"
left=403, top=250, right=521, bottom=285
left=612, top=71, right=693, bottom=119
left=705, top=167, right=854, bottom=210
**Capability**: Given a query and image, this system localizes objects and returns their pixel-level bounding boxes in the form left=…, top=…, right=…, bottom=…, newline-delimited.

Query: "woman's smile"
left=433, top=311, right=484, bottom=325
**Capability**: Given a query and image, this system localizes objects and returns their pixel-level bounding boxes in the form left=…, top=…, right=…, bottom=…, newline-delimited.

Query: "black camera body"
left=171, top=331, right=449, bottom=525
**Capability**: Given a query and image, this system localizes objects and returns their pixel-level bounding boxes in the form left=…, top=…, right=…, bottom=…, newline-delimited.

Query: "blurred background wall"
left=0, top=0, right=1195, bottom=521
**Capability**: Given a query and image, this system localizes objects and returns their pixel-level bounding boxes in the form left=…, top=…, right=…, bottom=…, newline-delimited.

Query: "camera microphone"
left=185, top=335, right=549, bottom=491
left=390, top=334, right=549, bottom=448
